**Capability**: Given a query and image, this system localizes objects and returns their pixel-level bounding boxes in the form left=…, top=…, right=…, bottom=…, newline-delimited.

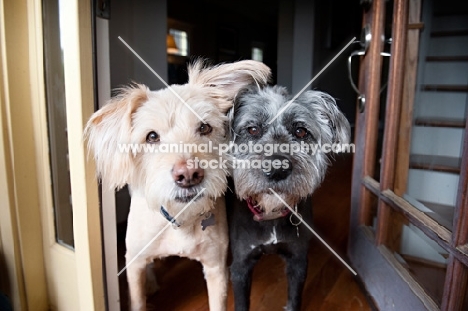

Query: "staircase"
left=406, top=0, right=468, bottom=230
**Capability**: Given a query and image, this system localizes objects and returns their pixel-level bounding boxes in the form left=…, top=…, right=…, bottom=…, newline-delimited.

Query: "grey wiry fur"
left=226, top=85, right=351, bottom=311
left=229, top=86, right=350, bottom=216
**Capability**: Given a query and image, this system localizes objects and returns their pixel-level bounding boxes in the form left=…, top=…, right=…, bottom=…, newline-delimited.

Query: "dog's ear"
left=299, top=91, right=351, bottom=145
left=188, top=59, right=271, bottom=112
left=84, top=84, right=150, bottom=189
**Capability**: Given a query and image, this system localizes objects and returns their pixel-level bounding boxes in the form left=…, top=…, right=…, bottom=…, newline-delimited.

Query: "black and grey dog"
left=226, top=86, right=350, bottom=311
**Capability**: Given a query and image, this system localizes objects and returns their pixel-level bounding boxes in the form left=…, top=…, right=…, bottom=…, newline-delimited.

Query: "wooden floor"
left=118, top=154, right=373, bottom=310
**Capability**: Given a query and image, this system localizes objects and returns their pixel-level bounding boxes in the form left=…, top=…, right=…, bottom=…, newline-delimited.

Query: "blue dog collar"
left=160, top=204, right=217, bottom=231
left=160, top=205, right=181, bottom=228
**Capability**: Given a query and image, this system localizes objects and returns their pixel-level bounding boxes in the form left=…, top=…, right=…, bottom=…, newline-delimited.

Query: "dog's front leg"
left=126, top=257, right=147, bottom=311
left=230, top=255, right=259, bottom=311
left=201, top=259, right=228, bottom=311
left=284, top=254, right=308, bottom=311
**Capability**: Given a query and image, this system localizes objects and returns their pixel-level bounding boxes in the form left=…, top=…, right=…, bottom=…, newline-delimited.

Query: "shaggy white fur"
left=84, top=60, right=271, bottom=311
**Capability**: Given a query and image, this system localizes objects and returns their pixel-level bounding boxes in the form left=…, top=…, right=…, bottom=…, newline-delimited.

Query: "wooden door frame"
left=59, top=0, right=105, bottom=309
left=0, top=0, right=50, bottom=309
left=349, top=0, right=468, bottom=309
left=348, top=1, right=433, bottom=309
left=0, top=0, right=105, bottom=309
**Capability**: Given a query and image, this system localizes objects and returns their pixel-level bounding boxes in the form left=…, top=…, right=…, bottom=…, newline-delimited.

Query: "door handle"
left=348, top=24, right=391, bottom=112
left=348, top=49, right=366, bottom=99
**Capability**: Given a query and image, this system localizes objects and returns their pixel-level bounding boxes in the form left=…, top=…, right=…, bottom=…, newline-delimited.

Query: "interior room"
left=106, top=0, right=364, bottom=309
left=1, top=0, right=467, bottom=310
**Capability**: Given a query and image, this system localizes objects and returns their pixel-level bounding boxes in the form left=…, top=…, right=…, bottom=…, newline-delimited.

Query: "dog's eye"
left=248, top=126, right=261, bottom=136
left=146, top=131, right=160, bottom=143
left=199, top=123, right=213, bottom=135
left=294, top=127, right=308, bottom=139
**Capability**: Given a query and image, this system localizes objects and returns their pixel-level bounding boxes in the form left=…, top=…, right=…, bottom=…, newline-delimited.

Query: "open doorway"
left=94, top=0, right=363, bottom=309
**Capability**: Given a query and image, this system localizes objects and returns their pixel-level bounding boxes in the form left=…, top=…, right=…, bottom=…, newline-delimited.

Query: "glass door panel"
left=399, top=0, right=467, bottom=231
left=373, top=0, right=394, bottom=182
left=350, top=0, right=468, bottom=309
left=43, top=0, right=74, bottom=248
left=388, top=209, right=448, bottom=306
left=369, top=191, right=379, bottom=231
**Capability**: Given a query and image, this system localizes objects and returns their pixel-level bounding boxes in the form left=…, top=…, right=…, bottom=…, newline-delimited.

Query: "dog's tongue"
left=246, top=197, right=291, bottom=221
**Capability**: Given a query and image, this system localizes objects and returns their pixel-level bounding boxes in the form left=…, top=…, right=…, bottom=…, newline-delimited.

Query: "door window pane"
left=388, top=210, right=448, bottom=306
left=397, top=0, right=467, bottom=231
left=369, top=191, right=379, bottom=231
left=43, top=0, right=74, bottom=248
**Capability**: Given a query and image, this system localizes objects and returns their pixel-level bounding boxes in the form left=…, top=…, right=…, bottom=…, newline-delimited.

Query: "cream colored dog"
left=84, top=60, right=270, bottom=311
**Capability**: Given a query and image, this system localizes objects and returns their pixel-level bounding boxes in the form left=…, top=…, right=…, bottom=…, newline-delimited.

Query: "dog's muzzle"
left=171, top=161, right=206, bottom=202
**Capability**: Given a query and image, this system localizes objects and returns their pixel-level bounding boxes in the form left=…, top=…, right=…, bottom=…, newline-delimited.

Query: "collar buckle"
left=160, top=205, right=181, bottom=228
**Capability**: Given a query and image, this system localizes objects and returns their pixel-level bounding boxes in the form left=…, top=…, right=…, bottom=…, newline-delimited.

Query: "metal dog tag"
left=201, top=213, right=215, bottom=231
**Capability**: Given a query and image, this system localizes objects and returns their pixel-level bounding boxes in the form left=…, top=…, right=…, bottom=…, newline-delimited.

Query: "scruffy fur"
left=84, top=60, right=271, bottom=311
left=227, top=86, right=350, bottom=311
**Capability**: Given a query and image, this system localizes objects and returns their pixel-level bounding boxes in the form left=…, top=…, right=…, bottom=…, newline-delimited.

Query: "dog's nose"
left=172, top=162, right=204, bottom=188
left=263, top=155, right=292, bottom=181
